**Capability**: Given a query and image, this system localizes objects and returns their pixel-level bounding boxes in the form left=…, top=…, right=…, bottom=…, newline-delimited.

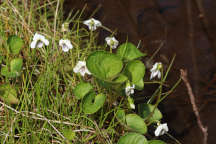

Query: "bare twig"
left=180, top=69, right=208, bottom=144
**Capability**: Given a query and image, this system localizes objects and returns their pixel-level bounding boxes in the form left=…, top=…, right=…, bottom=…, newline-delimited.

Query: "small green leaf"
left=82, top=92, right=106, bottom=114
left=113, top=74, right=128, bottom=83
left=116, top=109, right=126, bottom=124
left=117, top=132, right=148, bottom=144
left=134, top=78, right=144, bottom=90
left=86, top=51, right=123, bottom=80
left=7, top=35, right=24, bottom=54
left=148, top=140, right=166, bottom=144
left=1, top=58, right=23, bottom=78
left=73, top=82, right=93, bottom=100
left=10, top=58, right=23, bottom=72
left=124, top=60, right=145, bottom=83
left=126, top=114, right=147, bottom=134
left=63, top=129, right=76, bottom=141
left=138, top=103, right=162, bottom=123
left=117, top=42, right=146, bottom=61
left=0, top=84, right=19, bottom=104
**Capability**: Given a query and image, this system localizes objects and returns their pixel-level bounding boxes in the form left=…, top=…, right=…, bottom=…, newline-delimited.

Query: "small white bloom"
left=83, top=18, right=102, bottom=31
left=154, top=123, right=169, bottom=137
left=30, top=33, right=49, bottom=49
left=59, top=39, right=73, bottom=52
left=150, top=62, right=162, bottom=79
left=105, top=36, right=119, bottom=49
left=125, top=84, right=135, bottom=96
left=73, top=61, right=91, bottom=77
left=127, top=96, right=135, bottom=109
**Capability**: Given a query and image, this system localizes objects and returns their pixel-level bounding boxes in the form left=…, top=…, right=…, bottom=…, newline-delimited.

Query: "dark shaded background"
left=64, top=0, right=216, bottom=143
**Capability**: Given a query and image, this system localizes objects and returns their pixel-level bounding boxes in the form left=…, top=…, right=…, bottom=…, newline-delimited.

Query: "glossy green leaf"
left=117, top=132, right=148, bottom=144
left=63, top=129, right=76, bottom=141
left=113, top=74, right=128, bottom=83
left=116, top=109, right=126, bottom=124
left=82, top=92, right=106, bottom=114
left=126, top=114, right=147, bottom=134
left=124, top=60, right=145, bottom=83
left=1, top=58, right=23, bottom=78
left=134, top=78, right=144, bottom=90
left=73, top=82, right=93, bottom=100
left=86, top=51, right=123, bottom=80
left=0, top=84, right=19, bottom=104
left=117, top=42, right=146, bottom=61
left=138, top=103, right=162, bottom=122
left=149, top=140, right=166, bottom=144
left=7, top=35, right=24, bottom=54
left=10, top=58, right=23, bottom=72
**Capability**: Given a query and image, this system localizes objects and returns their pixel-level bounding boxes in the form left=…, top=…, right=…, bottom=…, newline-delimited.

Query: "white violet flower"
left=154, top=123, right=169, bottom=137
left=125, top=84, right=135, bottom=96
left=73, top=61, right=91, bottom=77
left=105, top=36, right=119, bottom=49
left=150, top=62, right=162, bottom=80
left=83, top=18, right=102, bottom=31
left=30, top=33, right=49, bottom=49
left=59, top=39, right=73, bottom=52
left=128, top=96, right=135, bottom=109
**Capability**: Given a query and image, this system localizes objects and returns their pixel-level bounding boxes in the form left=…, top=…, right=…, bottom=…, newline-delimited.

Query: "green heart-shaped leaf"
left=134, top=78, right=144, bottom=90
left=148, top=140, right=166, bottom=144
left=0, top=84, right=19, bottom=104
left=117, top=42, right=146, bottom=61
left=73, top=82, right=93, bottom=100
left=126, top=114, right=147, bottom=134
left=63, top=129, right=76, bottom=141
left=7, top=35, right=24, bottom=54
left=124, top=60, right=145, bottom=83
left=1, top=58, right=23, bottom=78
left=86, top=51, right=123, bottom=80
left=138, top=103, right=162, bottom=123
left=116, top=109, right=126, bottom=124
left=113, top=74, right=128, bottom=83
left=10, top=58, right=23, bottom=72
left=117, top=132, right=148, bottom=144
left=82, top=92, right=106, bottom=114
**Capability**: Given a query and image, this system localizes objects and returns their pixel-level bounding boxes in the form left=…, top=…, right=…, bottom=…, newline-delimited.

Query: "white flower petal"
left=73, top=61, right=91, bottom=77
left=83, top=18, right=102, bottom=31
left=105, top=36, right=119, bottom=49
left=154, top=123, right=169, bottom=137
left=30, top=40, right=37, bottom=49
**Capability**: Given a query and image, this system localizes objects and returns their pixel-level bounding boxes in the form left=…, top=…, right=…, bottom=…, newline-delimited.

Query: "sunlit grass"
left=0, top=0, right=120, bottom=143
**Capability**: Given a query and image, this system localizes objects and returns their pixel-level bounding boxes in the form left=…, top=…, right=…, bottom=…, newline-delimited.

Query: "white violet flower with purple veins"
left=150, top=62, right=162, bottom=80
left=125, top=84, right=135, bottom=96
left=154, top=123, right=169, bottom=137
left=83, top=18, right=102, bottom=31
left=105, top=36, right=119, bottom=49
left=73, top=61, right=91, bottom=77
left=30, top=33, right=49, bottom=49
left=59, top=39, right=73, bottom=52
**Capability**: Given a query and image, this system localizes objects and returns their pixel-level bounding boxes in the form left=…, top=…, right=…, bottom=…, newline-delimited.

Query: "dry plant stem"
left=180, top=69, right=208, bottom=144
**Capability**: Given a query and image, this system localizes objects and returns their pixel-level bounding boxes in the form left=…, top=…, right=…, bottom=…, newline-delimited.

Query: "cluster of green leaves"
left=116, top=104, right=164, bottom=144
left=73, top=42, right=146, bottom=115
left=0, top=35, right=24, bottom=105
left=73, top=42, right=166, bottom=143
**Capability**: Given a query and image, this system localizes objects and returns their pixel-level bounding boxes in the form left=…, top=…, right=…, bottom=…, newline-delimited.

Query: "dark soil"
left=64, top=0, right=216, bottom=143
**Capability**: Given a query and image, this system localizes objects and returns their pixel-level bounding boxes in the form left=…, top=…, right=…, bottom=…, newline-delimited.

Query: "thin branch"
left=180, top=69, right=208, bottom=144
